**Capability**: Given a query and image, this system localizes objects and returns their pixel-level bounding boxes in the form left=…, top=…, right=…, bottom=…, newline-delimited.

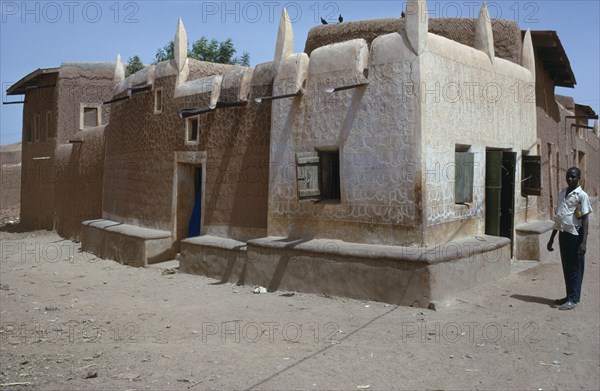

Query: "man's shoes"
left=554, top=297, right=568, bottom=305
left=559, top=301, right=577, bottom=310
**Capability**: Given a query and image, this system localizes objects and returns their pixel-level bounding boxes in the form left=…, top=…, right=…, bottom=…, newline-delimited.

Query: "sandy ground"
left=0, top=164, right=20, bottom=227
left=0, top=219, right=599, bottom=390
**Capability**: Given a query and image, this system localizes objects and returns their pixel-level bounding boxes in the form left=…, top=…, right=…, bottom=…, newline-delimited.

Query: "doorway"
left=187, top=167, right=202, bottom=237
left=173, top=152, right=206, bottom=248
left=485, top=150, right=516, bottom=250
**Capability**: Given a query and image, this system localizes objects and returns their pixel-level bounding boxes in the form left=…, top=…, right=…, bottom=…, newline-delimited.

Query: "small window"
left=45, top=111, right=52, bottom=139
left=521, top=154, right=541, bottom=196
left=84, top=108, right=98, bottom=127
left=319, top=150, right=340, bottom=200
left=455, top=145, right=474, bottom=204
left=33, top=114, right=40, bottom=141
left=295, top=149, right=340, bottom=202
left=80, top=103, right=102, bottom=129
left=26, top=118, right=32, bottom=143
left=186, top=117, right=199, bottom=144
left=154, top=88, right=163, bottom=114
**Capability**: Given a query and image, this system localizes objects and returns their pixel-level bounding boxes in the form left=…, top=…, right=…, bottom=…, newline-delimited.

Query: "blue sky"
left=1, top=0, right=598, bottom=145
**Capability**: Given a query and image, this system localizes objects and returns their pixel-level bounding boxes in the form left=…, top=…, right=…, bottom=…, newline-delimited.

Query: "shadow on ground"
left=510, top=294, right=557, bottom=307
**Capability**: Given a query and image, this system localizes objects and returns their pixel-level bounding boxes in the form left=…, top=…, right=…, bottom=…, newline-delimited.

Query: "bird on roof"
left=321, top=17, right=328, bottom=25
left=401, top=11, right=406, bottom=18
left=338, top=14, right=343, bottom=23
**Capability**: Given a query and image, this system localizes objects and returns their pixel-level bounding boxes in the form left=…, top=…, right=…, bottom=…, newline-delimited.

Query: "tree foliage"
left=153, top=37, right=250, bottom=66
left=126, top=55, right=144, bottom=76
left=154, top=42, right=174, bottom=64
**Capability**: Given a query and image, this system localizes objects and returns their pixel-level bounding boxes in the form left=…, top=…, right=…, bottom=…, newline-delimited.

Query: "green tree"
left=152, top=37, right=250, bottom=66
left=238, top=52, right=250, bottom=67
left=154, top=42, right=174, bottom=64
left=126, top=55, right=144, bottom=76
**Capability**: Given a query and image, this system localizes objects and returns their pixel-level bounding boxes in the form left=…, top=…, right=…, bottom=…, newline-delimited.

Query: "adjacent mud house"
left=7, top=63, right=115, bottom=235
left=514, top=30, right=599, bottom=262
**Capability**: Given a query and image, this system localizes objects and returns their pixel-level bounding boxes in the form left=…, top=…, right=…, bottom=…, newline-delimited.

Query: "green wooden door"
left=500, top=152, right=517, bottom=241
left=485, top=151, right=503, bottom=236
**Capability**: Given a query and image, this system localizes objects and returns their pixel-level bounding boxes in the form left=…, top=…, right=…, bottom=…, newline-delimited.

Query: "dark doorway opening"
left=485, top=150, right=516, bottom=254
left=175, top=162, right=204, bottom=248
left=187, top=167, right=202, bottom=237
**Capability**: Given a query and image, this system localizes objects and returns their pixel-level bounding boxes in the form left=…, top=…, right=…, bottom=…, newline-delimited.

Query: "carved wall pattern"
left=270, top=60, right=422, bottom=245
left=103, top=62, right=270, bottom=238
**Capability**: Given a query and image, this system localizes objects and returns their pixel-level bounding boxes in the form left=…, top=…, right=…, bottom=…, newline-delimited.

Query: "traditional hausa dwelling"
left=6, top=62, right=116, bottom=235
left=514, top=30, right=599, bottom=262
left=8, top=0, right=598, bottom=307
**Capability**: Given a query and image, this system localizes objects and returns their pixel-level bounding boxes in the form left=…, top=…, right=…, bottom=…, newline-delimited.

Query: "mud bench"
left=81, top=219, right=173, bottom=267
left=180, top=236, right=247, bottom=283
left=515, top=221, right=556, bottom=263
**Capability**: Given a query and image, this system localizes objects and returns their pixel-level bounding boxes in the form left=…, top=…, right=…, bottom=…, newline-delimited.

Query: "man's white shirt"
left=553, top=186, right=593, bottom=235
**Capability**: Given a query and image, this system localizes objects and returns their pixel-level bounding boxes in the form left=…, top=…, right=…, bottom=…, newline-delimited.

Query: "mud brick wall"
left=103, top=59, right=271, bottom=240
left=20, top=83, right=58, bottom=230
left=54, top=126, right=105, bottom=241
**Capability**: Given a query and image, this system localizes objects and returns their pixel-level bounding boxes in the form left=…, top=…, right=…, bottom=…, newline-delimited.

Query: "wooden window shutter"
left=522, top=155, right=541, bottom=196
left=296, top=152, right=320, bottom=199
left=455, top=152, right=474, bottom=203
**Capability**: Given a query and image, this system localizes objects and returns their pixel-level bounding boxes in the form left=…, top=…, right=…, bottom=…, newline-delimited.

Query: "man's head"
left=566, top=167, right=581, bottom=190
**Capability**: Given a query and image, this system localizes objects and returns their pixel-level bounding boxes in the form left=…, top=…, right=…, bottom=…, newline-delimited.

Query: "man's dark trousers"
left=559, top=228, right=585, bottom=303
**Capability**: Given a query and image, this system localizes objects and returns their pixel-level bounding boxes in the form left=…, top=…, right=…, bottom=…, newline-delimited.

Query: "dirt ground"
left=0, top=163, right=20, bottom=227
left=0, top=217, right=599, bottom=390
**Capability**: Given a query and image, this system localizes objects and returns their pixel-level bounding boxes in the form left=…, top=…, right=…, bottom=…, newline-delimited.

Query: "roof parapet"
left=174, top=18, right=190, bottom=85
left=405, top=0, right=428, bottom=55
left=114, top=54, right=125, bottom=84
left=275, top=53, right=309, bottom=96
left=521, top=29, right=535, bottom=80
left=175, top=18, right=188, bottom=73
left=273, top=8, right=294, bottom=73
left=174, top=75, right=222, bottom=103
left=220, top=68, right=254, bottom=103
left=308, top=39, right=368, bottom=78
left=475, top=1, right=495, bottom=63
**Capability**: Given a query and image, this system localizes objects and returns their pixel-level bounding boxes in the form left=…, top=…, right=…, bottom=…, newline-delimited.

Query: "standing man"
left=547, top=167, right=592, bottom=310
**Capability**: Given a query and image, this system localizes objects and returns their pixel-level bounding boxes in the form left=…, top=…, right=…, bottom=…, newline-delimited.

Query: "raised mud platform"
left=515, top=221, right=555, bottom=262
left=81, top=219, right=173, bottom=267
left=180, top=234, right=511, bottom=307
left=180, top=235, right=247, bottom=283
